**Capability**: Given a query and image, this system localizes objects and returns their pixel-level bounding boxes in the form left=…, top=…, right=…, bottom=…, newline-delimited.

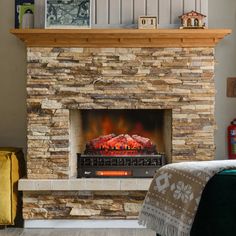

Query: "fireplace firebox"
left=74, top=109, right=170, bottom=178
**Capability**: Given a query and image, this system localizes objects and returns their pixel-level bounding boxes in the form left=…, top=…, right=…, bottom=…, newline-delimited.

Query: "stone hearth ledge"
left=18, top=178, right=152, bottom=191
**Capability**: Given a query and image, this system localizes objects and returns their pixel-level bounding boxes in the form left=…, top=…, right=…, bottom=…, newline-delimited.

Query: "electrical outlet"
left=227, top=77, right=236, bottom=97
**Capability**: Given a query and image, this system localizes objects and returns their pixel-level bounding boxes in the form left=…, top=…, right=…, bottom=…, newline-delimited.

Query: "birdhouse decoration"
left=179, top=11, right=206, bottom=29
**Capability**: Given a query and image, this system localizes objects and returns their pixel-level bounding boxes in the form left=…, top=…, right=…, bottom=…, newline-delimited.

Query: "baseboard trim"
left=24, top=220, right=145, bottom=229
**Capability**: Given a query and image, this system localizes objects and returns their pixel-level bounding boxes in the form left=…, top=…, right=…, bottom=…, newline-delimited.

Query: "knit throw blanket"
left=139, top=160, right=236, bottom=236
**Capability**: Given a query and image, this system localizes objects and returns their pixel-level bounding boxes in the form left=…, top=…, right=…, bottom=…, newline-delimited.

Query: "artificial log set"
left=85, top=134, right=157, bottom=156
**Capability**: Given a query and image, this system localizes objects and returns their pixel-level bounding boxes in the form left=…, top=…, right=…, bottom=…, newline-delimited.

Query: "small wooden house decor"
left=179, top=11, right=206, bottom=29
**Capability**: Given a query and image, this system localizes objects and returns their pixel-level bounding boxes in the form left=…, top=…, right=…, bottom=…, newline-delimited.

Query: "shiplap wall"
left=92, top=0, right=208, bottom=28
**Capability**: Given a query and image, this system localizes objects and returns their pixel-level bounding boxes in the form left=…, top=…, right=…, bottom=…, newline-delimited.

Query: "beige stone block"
left=30, top=125, right=50, bottom=133
left=23, top=197, right=39, bottom=204
left=51, top=135, right=69, bottom=140
left=28, top=174, right=59, bottom=179
left=69, top=179, right=87, bottom=190
left=136, top=179, right=152, bottom=191
left=41, top=99, right=62, bottom=109
left=85, top=179, right=104, bottom=191
left=49, top=147, right=69, bottom=152
left=119, top=54, right=136, bottom=61
left=102, top=179, right=121, bottom=190
left=172, top=88, right=191, bottom=94
left=173, top=140, right=186, bottom=145
left=137, top=69, right=150, bottom=75
left=70, top=208, right=101, bottom=216
left=51, top=180, right=70, bottom=190
left=181, top=105, right=196, bottom=110
left=120, top=179, right=138, bottom=191
left=195, top=105, right=213, bottom=110
left=124, top=203, right=141, bottom=213
left=93, top=199, right=114, bottom=205
left=164, top=78, right=182, bottom=84
left=35, top=180, right=52, bottom=190
left=19, top=179, right=36, bottom=191
left=101, top=70, right=122, bottom=75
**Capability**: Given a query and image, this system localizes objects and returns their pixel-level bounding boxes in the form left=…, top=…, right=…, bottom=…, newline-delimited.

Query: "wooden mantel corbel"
left=10, top=28, right=231, bottom=48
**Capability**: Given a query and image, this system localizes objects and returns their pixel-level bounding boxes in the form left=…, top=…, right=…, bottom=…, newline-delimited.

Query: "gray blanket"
left=139, top=160, right=236, bottom=236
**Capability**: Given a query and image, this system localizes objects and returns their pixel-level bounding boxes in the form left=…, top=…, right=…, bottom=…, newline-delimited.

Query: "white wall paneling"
left=95, top=0, right=109, bottom=25
left=109, top=0, right=121, bottom=24
left=184, top=0, right=196, bottom=13
left=134, top=0, right=146, bottom=21
left=201, top=0, right=208, bottom=15
left=34, top=0, right=45, bottom=28
left=195, top=0, right=201, bottom=12
left=121, top=0, right=134, bottom=25
left=200, top=0, right=208, bottom=25
left=171, top=0, right=183, bottom=24
left=159, top=0, right=171, bottom=25
left=146, top=0, right=158, bottom=21
left=91, top=0, right=96, bottom=25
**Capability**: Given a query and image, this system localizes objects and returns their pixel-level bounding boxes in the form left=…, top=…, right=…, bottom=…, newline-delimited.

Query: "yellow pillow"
left=0, top=148, right=23, bottom=225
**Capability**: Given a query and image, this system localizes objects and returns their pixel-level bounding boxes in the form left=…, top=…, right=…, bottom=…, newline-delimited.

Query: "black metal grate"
left=77, top=153, right=165, bottom=178
left=78, top=154, right=164, bottom=167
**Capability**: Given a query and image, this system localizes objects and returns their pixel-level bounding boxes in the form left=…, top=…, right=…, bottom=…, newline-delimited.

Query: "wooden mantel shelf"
left=10, top=28, right=231, bottom=48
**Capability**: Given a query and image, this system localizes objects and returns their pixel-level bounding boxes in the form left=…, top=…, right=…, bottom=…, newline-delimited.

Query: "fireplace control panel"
left=77, top=154, right=165, bottom=178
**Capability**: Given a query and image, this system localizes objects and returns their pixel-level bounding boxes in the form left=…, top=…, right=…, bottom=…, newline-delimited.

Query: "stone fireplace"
left=11, top=29, right=230, bottom=225
left=26, top=46, right=216, bottom=179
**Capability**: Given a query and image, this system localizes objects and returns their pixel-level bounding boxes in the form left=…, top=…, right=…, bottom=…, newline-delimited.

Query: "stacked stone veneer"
left=25, top=47, right=215, bottom=219
left=27, top=47, right=215, bottom=179
left=23, top=191, right=145, bottom=220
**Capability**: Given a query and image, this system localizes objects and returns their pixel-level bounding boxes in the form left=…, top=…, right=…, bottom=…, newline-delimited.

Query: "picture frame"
left=227, top=77, right=236, bottom=97
left=45, top=0, right=91, bottom=29
left=15, top=0, right=34, bottom=28
left=138, top=16, right=158, bottom=29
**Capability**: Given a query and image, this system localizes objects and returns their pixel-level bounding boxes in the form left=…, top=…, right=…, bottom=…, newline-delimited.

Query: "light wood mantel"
left=10, top=28, right=231, bottom=48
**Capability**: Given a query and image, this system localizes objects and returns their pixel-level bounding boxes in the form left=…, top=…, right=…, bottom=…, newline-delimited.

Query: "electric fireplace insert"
left=77, top=133, right=165, bottom=178
left=75, top=109, right=170, bottom=178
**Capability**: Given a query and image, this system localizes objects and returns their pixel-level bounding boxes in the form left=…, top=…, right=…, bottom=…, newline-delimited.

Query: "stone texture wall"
left=27, top=47, right=215, bottom=179
left=23, top=191, right=145, bottom=219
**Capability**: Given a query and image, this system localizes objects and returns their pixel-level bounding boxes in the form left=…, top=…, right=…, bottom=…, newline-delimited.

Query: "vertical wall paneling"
left=200, top=0, right=208, bottom=25
left=195, top=0, right=201, bottom=12
left=121, top=0, right=133, bottom=25
left=91, top=0, right=96, bottom=25
left=184, top=0, right=196, bottom=12
left=159, top=0, right=171, bottom=25
left=171, top=0, right=183, bottom=24
left=96, top=0, right=109, bottom=25
left=146, top=0, right=158, bottom=18
left=33, top=0, right=209, bottom=28
left=134, top=0, right=146, bottom=23
left=88, top=0, right=208, bottom=28
left=200, top=0, right=208, bottom=14
left=34, top=0, right=45, bottom=28
left=109, top=0, right=121, bottom=24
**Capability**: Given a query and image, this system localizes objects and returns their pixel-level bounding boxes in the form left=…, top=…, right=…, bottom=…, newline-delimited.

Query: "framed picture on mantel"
left=45, top=0, right=91, bottom=29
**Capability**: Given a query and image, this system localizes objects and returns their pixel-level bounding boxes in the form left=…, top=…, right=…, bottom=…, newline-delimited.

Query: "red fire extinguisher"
left=228, top=119, right=236, bottom=159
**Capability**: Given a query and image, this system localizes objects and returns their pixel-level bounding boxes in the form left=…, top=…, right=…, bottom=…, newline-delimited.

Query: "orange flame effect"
left=85, top=115, right=155, bottom=144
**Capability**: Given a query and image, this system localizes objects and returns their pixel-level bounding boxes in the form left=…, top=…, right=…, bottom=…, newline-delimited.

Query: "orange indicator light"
left=96, top=170, right=132, bottom=176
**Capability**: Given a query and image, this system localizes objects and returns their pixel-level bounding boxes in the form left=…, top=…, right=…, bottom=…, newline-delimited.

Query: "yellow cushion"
left=0, top=148, right=23, bottom=225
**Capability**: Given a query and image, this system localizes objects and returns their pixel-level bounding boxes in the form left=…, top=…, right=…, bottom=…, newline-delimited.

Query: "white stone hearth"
left=19, top=178, right=152, bottom=191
